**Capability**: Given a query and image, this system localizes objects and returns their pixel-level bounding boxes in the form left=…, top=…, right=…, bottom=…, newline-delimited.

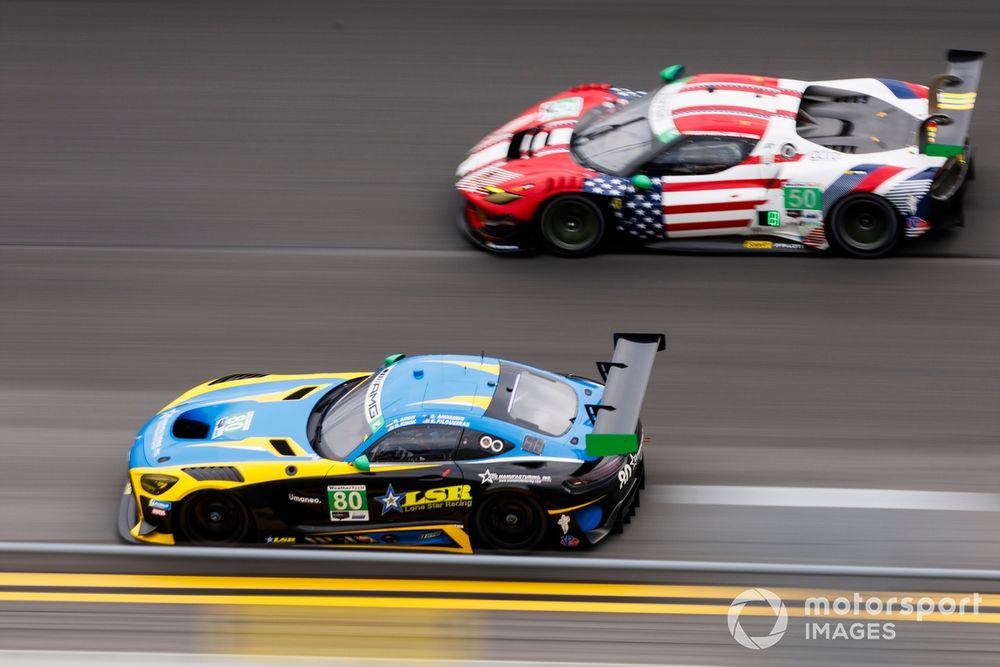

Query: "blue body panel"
left=130, top=355, right=605, bottom=469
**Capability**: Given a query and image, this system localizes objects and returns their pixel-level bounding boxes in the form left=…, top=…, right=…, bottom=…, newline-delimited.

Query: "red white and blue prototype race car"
left=456, top=51, right=983, bottom=258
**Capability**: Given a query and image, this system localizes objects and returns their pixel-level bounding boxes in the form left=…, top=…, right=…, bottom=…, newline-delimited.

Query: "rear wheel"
left=538, top=195, right=606, bottom=257
left=178, top=491, right=251, bottom=545
left=473, top=492, right=548, bottom=551
left=828, top=194, right=901, bottom=258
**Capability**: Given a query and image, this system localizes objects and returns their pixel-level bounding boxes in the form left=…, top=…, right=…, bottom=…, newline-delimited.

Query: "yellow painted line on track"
left=0, top=572, right=997, bottom=624
left=1, top=591, right=999, bottom=624
left=0, top=572, right=736, bottom=598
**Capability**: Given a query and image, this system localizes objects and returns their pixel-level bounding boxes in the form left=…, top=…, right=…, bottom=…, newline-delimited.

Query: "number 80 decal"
left=479, top=435, right=505, bottom=454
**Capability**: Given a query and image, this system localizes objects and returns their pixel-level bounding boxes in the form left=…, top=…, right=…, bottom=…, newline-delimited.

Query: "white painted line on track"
left=653, top=484, right=1000, bottom=512
left=0, top=651, right=726, bottom=667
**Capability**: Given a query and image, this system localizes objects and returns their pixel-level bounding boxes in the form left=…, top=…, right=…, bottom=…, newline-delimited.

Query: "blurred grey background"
left=0, top=1, right=999, bottom=664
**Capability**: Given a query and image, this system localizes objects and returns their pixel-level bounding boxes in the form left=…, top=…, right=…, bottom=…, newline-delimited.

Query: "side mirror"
left=659, top=64, right=685, bottom=83
left=631, top=174, right=652, bottom=191
left=353, top=454, right=371, bottom=472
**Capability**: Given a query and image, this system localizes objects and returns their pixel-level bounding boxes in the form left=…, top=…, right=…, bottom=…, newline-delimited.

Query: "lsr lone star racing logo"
left=376, top=484, right=473, bottom=514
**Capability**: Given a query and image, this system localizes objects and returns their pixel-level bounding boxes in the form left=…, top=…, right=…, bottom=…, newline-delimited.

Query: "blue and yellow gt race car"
left=118, top=334, right=664, bottom=553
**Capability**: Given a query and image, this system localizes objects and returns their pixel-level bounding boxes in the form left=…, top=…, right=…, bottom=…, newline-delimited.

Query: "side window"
left=456, top=429, right=515, bottom=460
left=364, top=425, right=462, bottom=463
left=646, top=136, right=754, bottom=176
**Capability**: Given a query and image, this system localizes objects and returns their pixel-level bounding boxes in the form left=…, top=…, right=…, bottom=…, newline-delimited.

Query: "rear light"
left=564, top=455, right=625, bottom=490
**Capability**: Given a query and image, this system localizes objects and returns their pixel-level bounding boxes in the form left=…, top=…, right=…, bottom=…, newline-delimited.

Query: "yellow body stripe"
left=160, top=373, right=369, bottom=412
left=241, top=384, right=331, bottom=403
left=547, top=496, right=605, bottom=515
left=421, top=360, right=501, bottom=375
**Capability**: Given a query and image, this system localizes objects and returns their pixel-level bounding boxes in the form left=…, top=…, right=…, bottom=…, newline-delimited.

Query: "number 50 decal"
left=784, top=186, right=823, bottom=211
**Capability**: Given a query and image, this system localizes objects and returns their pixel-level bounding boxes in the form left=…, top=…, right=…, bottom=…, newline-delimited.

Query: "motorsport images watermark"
left=727, top=588, right=983, bottom=649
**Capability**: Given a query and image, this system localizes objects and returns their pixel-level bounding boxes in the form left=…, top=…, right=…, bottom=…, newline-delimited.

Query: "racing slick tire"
left=537, top=195, right=606, bottom=257
left=827, top=193, right=901, bottom=258
left=177, top=491, right=252, bottom=545
left=472, top=492, right=548, bottom=552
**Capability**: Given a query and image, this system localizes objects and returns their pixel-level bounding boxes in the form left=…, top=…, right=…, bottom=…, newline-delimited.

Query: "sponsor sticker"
left=212, top=410, right=255, bottom=439
left=558, top=514, right=571, bottom=535
left=289, top=493, right=321, bottom=505
left=376, top=483, right=473, bottom=515
left=477, top=468, right=552, bottom=485
left=327, top=484, right=370, bottom=522
left=744, top=240, right=773, bottom=249
left=266, top=536, right=295, bottom=544
left=149, top=499, right=172, bottom=511
left=618, top=448, right=642, bottom=489
left=149, top=409, right=178, bottom=458
left=365, top=367, right=393, bottom=431
left=149, top=508, right=167, bottom=517
left=560, top=535, right=581, bottom=548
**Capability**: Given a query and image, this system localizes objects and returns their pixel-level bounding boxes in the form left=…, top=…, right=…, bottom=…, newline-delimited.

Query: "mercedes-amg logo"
left=728, top=588, right=788, bottom=650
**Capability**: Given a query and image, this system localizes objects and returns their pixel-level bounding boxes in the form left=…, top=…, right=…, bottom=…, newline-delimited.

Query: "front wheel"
left=827, top=194, right=901, bottom=258
left=178, top=491, right=252, bottom=545
left=473, top=492, right=548, bottom=552
left=538, top=195, right=606, bottom=257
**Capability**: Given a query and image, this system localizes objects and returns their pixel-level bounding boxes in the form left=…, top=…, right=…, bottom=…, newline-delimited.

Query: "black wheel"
left=178, top=491, right=251, bottom=545
left=473, top=492, right=548, bottom=551
left=538, top=195, right=606, bottom=257
left=827, top=194, right=901, bottom=258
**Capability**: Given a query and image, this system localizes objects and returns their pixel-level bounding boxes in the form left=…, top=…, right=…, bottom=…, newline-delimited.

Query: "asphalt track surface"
left=2, top=0, right=1000, bottom=664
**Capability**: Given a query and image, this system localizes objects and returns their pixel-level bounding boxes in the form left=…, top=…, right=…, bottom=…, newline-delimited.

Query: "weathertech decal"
left=327, top=485, right=369, bottom=522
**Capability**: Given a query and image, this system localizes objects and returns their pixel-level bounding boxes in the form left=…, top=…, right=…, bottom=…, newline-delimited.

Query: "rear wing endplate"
left=585, top=332, right=665, bottom=457
left=921, top=50, right=985, bottom=157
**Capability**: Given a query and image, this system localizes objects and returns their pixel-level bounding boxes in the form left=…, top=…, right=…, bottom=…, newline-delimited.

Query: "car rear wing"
left=585, top=333, right=665, bottom=457
left=921, top=50, right=985, bottom=157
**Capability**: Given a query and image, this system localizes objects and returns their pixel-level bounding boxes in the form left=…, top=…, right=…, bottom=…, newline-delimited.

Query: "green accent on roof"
left=586, top=433, right=639, bottom=457
left=923, top=144, right=964, bottom=157
left=659, top=64, right=685, bottom=83
left=384, top=353, right=406, bottom=366
left=631, top=174, right=652, bottom=191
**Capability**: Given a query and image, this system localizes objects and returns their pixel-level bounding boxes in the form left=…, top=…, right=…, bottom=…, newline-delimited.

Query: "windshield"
left=311, top=375, right=374, bottom=460
left=487, top=365, right=578, bottom=436
left=570, top=84, right=680, bottom=176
